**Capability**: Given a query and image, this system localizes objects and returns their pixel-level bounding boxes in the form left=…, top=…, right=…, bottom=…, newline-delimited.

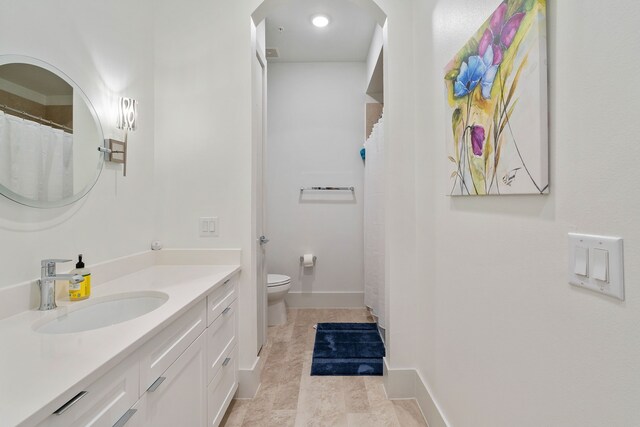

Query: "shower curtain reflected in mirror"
left=0, top=112, right=73, bottom=204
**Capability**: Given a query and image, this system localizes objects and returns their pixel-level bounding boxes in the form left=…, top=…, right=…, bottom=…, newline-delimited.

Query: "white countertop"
left=0, top=264, right=240, bottom=427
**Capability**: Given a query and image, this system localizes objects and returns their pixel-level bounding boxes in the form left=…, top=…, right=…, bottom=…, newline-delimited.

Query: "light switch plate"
left=199, top=217, right=219, bottom=237
left=568, top=233, right=624, bottom=300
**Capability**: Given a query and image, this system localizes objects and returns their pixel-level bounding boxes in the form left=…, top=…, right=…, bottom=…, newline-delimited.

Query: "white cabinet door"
left=143, top=332, right=207, bottom=427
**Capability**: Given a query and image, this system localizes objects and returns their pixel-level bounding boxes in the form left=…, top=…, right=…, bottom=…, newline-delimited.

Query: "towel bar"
left=300, top=186, right=354, bottom=193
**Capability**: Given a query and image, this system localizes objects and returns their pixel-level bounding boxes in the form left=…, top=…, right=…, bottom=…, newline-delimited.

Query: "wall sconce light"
left=99, top=96, right=137, bottom=177
left=117, top=97, right=137, bottom=131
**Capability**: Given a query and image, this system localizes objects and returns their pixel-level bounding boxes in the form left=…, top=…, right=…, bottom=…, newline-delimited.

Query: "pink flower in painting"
left=471, top=125, right=485, bottom=156
left=478, top=2, right=525, bottom=66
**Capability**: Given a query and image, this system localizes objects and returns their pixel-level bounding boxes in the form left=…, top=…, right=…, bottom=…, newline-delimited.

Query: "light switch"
left=199, top=217, right=219, bottom=237
left=592, top=249, right=609, bottom=282
left=574, top=246, right=589, bottom=276
left=568, top=233, right=624, bottom=301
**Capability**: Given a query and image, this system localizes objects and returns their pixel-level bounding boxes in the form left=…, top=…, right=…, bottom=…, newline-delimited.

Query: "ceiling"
left=0, top=63, right=72, bottom=96
left=265, top=0, right=378, bottom=62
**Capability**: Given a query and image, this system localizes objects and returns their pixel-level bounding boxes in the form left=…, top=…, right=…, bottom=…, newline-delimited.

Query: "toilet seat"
left=267, top=274, right=291, bottom=287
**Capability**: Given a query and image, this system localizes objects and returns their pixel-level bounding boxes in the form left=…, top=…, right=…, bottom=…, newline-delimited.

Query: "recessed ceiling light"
left=311, top=15, right=330, bottom=28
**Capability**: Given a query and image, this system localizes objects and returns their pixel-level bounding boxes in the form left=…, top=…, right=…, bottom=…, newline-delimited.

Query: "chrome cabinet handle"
left=222, top=357, right=231, bottom=367
left=259, top=235, right=269, bottom=245
left=223, top=279, right=231, bottom=285
left=147, top=376, right=166, bottom=392
left=53, top=391, right=88, bottom=415
left=113, top=409, right=138, bottom=427
left=222, top=307, right=231, bottom=315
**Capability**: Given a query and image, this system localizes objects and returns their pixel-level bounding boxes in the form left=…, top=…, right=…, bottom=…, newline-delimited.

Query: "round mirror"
left=0, top=56, right=104, bottom=208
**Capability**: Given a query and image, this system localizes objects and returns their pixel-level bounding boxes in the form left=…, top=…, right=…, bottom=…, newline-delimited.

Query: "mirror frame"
left=0, top=55, right=104, bottom=208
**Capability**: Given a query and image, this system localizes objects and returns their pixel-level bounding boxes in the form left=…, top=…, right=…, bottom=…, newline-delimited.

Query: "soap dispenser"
left=69, top=254, right=91, bottom=301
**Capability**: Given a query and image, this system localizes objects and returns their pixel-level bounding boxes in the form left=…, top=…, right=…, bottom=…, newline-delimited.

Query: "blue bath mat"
left=311, top=323, right=385, bottom=376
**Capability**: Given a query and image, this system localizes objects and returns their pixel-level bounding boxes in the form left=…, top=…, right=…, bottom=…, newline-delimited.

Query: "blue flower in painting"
left=481, top=45, right=499, bottom=99
left=454, top=55, right=487, bottom=98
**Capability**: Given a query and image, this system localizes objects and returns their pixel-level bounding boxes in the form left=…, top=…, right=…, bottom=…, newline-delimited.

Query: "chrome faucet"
left=38, top=259, right=85, bottom=311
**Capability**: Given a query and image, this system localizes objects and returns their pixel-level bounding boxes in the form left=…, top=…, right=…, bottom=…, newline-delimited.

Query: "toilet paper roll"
left=303, top=254, right=314, bottom=267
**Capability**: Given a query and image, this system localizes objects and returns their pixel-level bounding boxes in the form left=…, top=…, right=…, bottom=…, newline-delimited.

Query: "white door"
left=252, top=49, right=268, bottom=353
left=144, top=333, right=207, bottom=427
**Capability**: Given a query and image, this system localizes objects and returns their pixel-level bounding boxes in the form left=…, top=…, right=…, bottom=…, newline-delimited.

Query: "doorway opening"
left=251, top=0, right=387, bottom=354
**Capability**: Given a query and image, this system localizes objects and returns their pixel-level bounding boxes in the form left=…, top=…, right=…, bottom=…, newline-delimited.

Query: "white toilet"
left=267, top=274, right=291, bottom=326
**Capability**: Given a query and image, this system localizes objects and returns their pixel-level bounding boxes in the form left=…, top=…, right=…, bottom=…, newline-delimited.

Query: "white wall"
left=366, top=25, right=384, bottom=86
left=153, top=0, right=261, bottom=369
left=266, top=62, right=365, bottom=297
left=401, top=0, right=640, bottom=425
left=0, top=0, right=155, bottom=289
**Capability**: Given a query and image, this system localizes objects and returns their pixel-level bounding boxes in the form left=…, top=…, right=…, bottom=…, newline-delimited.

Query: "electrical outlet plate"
left=568, top=233, right=624, bottom=300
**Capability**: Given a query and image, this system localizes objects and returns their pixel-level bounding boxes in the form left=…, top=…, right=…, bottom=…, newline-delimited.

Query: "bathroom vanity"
left=0, top=260, right=240, bottom=427
left=0, top=54, right=244, bottom=427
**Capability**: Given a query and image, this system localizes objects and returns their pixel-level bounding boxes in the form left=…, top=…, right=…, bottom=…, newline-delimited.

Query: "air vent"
left=266, top=48, right=279, bottom=59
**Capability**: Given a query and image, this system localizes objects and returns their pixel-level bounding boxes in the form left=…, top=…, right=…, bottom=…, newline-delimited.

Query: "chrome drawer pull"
left=147, top=376, right=166, bottom=392
left=53, top=391, right=88, bottom=415
left=113, top=409, right=138, bottom=427
left=223, top=279, right=231, bottom=285
left=222, top=357, right=231, bottom=367
left=222, top=307, right=231, bottom=315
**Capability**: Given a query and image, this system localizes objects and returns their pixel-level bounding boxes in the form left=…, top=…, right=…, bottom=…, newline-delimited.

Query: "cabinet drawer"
left=37, top=355, right=138, bottom=427
left=207, top=346, right=237, bottom=427
left=206, top=299, right=236, bottom=384
left=206, top=275, right=237, bottom=326
left=138, top=299, right=206, bottom=394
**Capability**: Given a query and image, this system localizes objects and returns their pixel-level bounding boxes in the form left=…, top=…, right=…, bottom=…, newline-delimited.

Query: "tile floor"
left=220, top=308, right=427, bottom=427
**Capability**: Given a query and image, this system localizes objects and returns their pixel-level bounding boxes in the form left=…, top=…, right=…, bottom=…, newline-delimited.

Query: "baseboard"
left=237, top=356, right=262, bottom=399
left=383, top=358, right=448, bottom=427
left=285, top=292, right=364, bottom=308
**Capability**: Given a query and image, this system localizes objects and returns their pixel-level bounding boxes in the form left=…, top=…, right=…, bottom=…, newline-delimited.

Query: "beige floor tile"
left=221, top=309, right=426, bottom=427
left=343, top=377, right=371, bottom=413
left=346, top=412, right=399, bottom=427
left=272, top=378, right=301, bottom=410
left=240, top=396, right=272, bottom=426
left=364, top=376, right=388, bottom=404
left=392, top=400, right=428, bottom=427
left=369, top=400, right=402, bottom=426
left=220, top=399, right=250, bottom=427
left=296, top=411, right=348, bottom=427
left=297, top=381, right=346, bottom=416
left=267, top=410, right=297, bottom=427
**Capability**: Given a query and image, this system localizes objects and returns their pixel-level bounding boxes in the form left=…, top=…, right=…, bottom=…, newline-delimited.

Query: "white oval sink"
left=34, top=291, right=169, bottom=334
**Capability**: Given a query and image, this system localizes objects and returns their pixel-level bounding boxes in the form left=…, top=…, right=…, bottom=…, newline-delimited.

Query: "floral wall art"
left=445, top=0, right=548, bottom=196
